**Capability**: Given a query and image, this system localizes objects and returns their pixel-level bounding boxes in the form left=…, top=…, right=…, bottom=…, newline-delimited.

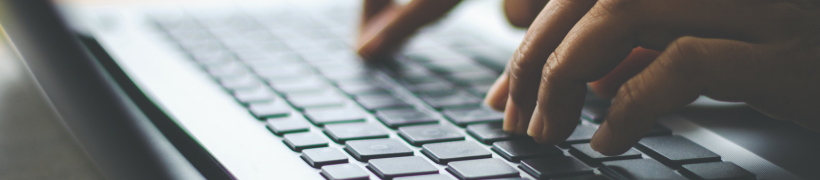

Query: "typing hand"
left=484, top=0, right=820, bottom=155
left=356, top=0, right=548, bottom=61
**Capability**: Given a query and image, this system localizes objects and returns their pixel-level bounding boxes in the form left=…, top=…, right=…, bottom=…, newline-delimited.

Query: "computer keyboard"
left=151, top=5, right=757, bottom=180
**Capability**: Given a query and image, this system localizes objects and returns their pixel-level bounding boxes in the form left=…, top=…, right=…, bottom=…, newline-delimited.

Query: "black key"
left=321, top=164, right=370, bottom=180
left=248, top=100, right=290, bottom=119
left=564, top=124, right=598, bottom=144
left=680, top=162, right=756, bottom=180
left=442, top=70, right=497, bottom=86
left=324, top=123, right=389, bottom=143
left=465, top=84, right=492, bottom=97
left=398, top=124, right=464, bottom=146
left=339, top=83, right=387, bottom=96
left=266, top=115, right=310, bottom=136
left=420, top=91, right=481, bottom=109
left=421, top=141, right=492, bottom=164
left=393, top=174, right=453, bottom=180
left=519, top=156, right=595, bottom=179
left=283, top=132, right=328, bottom=152
left=466, top=122, right=525, bottom=144
left=304, top=107, right=366, bottom=126
left=569, top=143, right=642, bottom=165
left=404, top=81, right=455, bottom=94
left=301, top=147, right=349, bottom=167
left=491, top=139, right=563, bottom=162
left=637, top=136, right=721, bottom=166
left=601, top=159, right=687, bottom=180
left=366, top=156, right=439, bottom=179
left=442, top=107, right=504, bottom=126
left=552, top=175, right=612, bottom=180
left=344, top=139, right=414, bottom=161
left=446, top=158, right=519, bottom=180
left=356, top=95, right=413, bottom=111
left=286, top=92, right=346, bottom=110
left=233, top=87, right=277, bottom=104
left=376, top=109, right=438, bottom=129
left=581, top=105, right=607, bottom=123
left=645, top=124, right=672, bottom=137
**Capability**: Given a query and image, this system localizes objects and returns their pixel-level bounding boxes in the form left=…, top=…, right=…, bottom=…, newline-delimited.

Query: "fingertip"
left=484, top=73, right=510, bottom=111
left=502, top=98, right=519, bottom=132
left=590, top=121, right=631, bottom=156
left=526, top=106, right=544, bottom=138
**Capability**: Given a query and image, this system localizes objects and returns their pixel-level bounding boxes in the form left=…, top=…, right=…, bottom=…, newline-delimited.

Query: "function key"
left=398, top=124, right=464, bottom=146
left=300, top=147, right=349, bottom=167
left=421, top=141, right=492, bottom=164
left=600, top=159, right=687, bottom=180
left=680, top=162, right=756, bottom=180
left=376, top=109, right=438, bottom=129
left=323, top=123, right=389, bottom=143
left=247, top=100, right=291, bottom=119
left=446, top=158, right=519, bottom=180
left=282, top=132, right=328, bottom=152
left=569, top=143, right=642, bottom=165
left=320, top=164, right=370, bottom=180
left=442, top=107, right=504, bottom=127
left=637, top=136, right=721, bottom=166
left=491, top=139, right=563, bottom=162
left=356, top=94, right=413, bottom=111
left=266, top=115, right=310, bottom=136
left=519, top=156, right=595, bottom=179
left=304, top=106, right=366, bottom=126
left=344, top=139, right=414, bottom=161
left=366, top=156, right=439, bottom=179
left=466, top=122, right=526, bottom=144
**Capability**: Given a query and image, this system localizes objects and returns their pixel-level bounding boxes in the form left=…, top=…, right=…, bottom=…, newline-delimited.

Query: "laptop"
left=1, top=0, right=818, bottom=179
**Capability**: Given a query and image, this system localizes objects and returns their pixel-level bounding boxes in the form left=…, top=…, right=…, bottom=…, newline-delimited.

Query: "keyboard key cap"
left=304, top=107, right=366, bottom=126
left=519, top=156, right=595, bottom=179
left=344, top=139, right=414, bottom=161
left=446, top=158, right=519, bottom=180
left=219, top=75, right=263, bottom=90
left=376, top=109, right=438, bottom=129
left=356, top=95, right=412, bottom=111
left=442, top=107, right=504, bottom=126
left=466, top=122, right=525, bottom=144
left=552, top=175, right=612, bottom=180
left=601, top=159, right=687, bottom=180
left=248, top=100, right=290, bottom=119
left=680, top=162, right=756, bottom=180
left=637, top=136, right=721, bottom=166
left=266, top=115, right=310, bottom=136
left=301, top=147, right=349, bottom=167
left=338, top=83, right=387, bottom=96
left=405, top=81, right=456, bottom=95
left=569, top=143, right=642, bottom=165
left=442, top=70, right=498, bottom=86
left=421, top=141, right=492, bottom=164
left=645, top=124, right=672, bottom=137
left=321, top=164, right=370, bottom=180
left=324, top=123, right=390, bottom=143
left=393, top=174, right=453, bottom=180
left=398, top=124, right=464, bottom=146
left=420, top=91, right=481, bottom=109
left=283, top=132, right=329, bottom=151
left=366, top=156, right=439, bottom=179
left=581, top=105, right=607, bottom=123
left=270, top=77, right=331, bottom=95
left=233, top=87, right=277, bottom=104
left=564, top=124, right=598, bottom=144
left=465, top=84, right=492, bottom=97
left=286, top=92, right=347, bottom=110
left=491, top=139, right=563, bottom=162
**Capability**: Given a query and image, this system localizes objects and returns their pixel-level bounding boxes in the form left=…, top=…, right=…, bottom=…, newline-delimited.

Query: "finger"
left=527, top=0, right=776, bottom=144
left=503, top=0, right=597, bottom=135
left=362, top=0, right=394, bottom=25
left=591, top=37, right=762, bottom=155
left=485, top=71, right=509, bottom=111
left=588, top=47, right=660, bottom=98
left=504, top=0, right=549, bottom=27
left=357, top=0, right=461, bottom=60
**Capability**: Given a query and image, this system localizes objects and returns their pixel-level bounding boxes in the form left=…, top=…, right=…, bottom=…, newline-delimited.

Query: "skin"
left=357, top=0, right=820, bottom=155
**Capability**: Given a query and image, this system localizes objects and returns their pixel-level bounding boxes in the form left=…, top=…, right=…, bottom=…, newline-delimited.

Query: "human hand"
left=356, top=0, right=549, bottom=61
left=484, top=0, right=820, bottom=155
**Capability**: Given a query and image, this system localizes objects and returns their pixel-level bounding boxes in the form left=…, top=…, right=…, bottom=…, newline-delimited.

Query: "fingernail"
left=589, top=121, right=612, bottom=152
left=527, top=105, right=544, bottom=138
left=484, top=73, right=509, bottom=111
left=502, top=98, right=518, bottom=132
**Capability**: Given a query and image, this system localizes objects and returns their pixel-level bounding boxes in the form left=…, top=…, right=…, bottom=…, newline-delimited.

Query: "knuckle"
left=661, top=36, right=708, bottom=77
